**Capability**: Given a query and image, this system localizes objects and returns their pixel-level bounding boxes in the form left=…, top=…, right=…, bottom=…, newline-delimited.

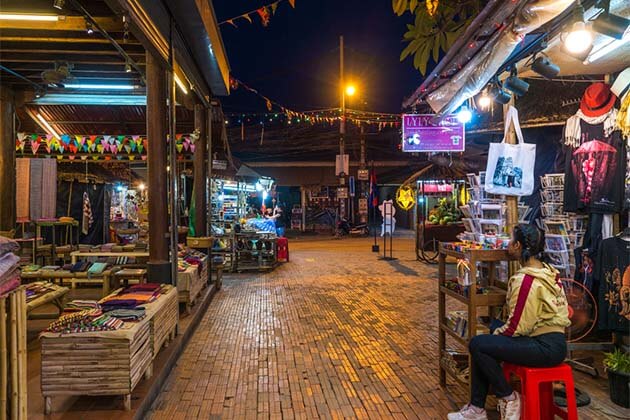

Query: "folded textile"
left=106, top=308, right=146, bottom=321
left=22, top=264, right=41, bottom=272
left=101, top=299, right=140, bottom=311
left=126, top=283, right=161, bottom=292
left=65, top=300, right=100, bottom=311
left=45, top=308, right=124, bottom=334
left=0, top=277, right=20, bottom=297
left=0, top=253, right=20, bottom=279
left=0, top=236, right=19, bottom=256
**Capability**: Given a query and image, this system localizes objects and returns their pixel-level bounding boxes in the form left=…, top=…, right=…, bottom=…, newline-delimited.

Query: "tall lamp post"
left=339, top=35, right=356, bottom=218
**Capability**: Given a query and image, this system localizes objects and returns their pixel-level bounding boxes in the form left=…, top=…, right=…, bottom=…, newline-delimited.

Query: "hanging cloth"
left=563, top=108, right=618, bottom=148
left=82, top=191, right=93, bottom=235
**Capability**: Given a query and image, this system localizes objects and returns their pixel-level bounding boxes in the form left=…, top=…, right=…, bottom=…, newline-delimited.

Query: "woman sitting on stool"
left=448, top=224, right=570, bottom=420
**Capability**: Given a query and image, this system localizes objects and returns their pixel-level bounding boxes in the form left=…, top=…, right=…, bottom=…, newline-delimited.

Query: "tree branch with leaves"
left=393, top=0, right=482, bottom=75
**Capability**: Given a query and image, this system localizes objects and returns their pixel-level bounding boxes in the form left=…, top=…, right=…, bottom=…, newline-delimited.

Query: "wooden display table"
left=35, top=220, right=79, bottom=264
left=177, top=259, right=207, bottom=314
left=21, top=269, right=113, bottom=292
left=25, top=282, right=69, bottom=319
left=106, top=268, right=147, bottom=296
left=146, top=286, right=179, bottom=354
left=40, top=286, right=178, bottom=413
left=437, top=244, right=517, bottom=399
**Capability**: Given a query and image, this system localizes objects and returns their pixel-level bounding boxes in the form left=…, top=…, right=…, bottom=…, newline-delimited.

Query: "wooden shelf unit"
left=438, top=243, right=516, bottom=399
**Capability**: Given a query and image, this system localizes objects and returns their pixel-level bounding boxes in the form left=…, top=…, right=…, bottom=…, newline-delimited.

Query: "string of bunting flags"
left=225, top=109, right=401, bottom=129
left=220, top=0, right=296, bottom=28
left=15, top=133, right=199, bottom=160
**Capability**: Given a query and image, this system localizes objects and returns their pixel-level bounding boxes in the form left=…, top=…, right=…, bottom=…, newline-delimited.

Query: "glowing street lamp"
left=345, top=85, right=356, bottom=96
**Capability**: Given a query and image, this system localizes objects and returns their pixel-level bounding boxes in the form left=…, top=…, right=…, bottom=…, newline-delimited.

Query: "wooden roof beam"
left=0, top=16, right=123, bottom=32
left=0, top=36, right=140, bottom=44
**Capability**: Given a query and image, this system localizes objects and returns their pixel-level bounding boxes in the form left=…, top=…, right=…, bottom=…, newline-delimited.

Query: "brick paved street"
left=149, top=236, right=465, bottom=419
left=148, top=236, right=628, bottom=420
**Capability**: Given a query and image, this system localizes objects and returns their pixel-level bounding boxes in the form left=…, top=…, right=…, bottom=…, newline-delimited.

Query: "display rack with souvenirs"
left=539, top=173, right=588, bottom=278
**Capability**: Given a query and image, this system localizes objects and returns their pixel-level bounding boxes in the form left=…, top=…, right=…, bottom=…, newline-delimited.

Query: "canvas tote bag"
left=484, top=106, right=536, bottom=196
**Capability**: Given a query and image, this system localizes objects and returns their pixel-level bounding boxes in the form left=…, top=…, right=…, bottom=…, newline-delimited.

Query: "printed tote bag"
left=484, top=106, right=536, bottom=196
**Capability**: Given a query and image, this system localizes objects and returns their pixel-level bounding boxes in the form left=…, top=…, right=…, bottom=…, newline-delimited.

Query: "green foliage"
left=427, top=197, right=461, bottom=225
left=393, top=0, right=481, bottom=75
left=603, top=349, right=630, bottom=374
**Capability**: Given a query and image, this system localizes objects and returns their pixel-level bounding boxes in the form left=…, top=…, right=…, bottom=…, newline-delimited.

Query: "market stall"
left=402, top=0, right=630, bottom=409
left=39, top=284, right=178, bottom=413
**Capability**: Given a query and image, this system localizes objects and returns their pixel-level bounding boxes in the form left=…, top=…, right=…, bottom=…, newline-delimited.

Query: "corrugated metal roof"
left=18, top=104, right=194, bottom=135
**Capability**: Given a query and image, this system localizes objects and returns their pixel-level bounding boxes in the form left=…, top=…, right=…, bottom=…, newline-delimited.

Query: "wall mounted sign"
left=357, top=169, right=369, bottom=181
left=212, top=159, right=228, bottom=170
left=337, top=187, right=348, bottom=199
left=402, top=114, right=465, bottom=152
left=395, top=184, right=416, bottom=210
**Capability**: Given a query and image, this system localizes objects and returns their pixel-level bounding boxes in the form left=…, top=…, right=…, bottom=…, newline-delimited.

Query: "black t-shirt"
left=596, top=237, right=630, bottom=333
left=564, top=120, right=626, bottom=213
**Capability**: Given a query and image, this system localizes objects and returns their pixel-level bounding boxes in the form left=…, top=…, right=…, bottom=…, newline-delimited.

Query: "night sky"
left=213, top=0, right=425, bottom=114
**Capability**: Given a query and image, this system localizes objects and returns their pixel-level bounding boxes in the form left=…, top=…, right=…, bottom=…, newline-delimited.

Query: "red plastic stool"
left=277, top=237, right=289, bottom=262
left=503, top=362, right=578, bottom=420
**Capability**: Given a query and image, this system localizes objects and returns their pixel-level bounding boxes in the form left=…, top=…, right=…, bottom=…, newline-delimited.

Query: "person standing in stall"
left=448, top=224, right=570, bottom=420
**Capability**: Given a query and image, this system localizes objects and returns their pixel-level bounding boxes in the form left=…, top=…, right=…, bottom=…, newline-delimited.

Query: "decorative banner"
left=401, top=114, right=465, bottom=153
left=15, top=133, right=199, bottom=157
left=396, top=184, right=416, bottom=210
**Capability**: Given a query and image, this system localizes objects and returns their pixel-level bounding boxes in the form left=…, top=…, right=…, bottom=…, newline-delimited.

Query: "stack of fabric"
left=0, top=236, right=21, bottom=297
left=99, top=283, right=162, bottom=311
left=64, top=300, right=100, bottom=312
left=24, top=282, right=58, bottom=303
left=177, top=247, right=206, bottom=273
left=45, top=308, right=124, bottom=334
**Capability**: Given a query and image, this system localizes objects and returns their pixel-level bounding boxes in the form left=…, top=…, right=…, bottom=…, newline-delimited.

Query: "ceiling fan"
left=41, top=62, right=73, bottom=88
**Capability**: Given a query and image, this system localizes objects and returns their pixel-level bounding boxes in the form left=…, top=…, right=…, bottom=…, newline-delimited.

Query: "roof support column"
left=146, top=51, right=171, bottom=283
left=0, top=88, right=15, bottom=232
left=193, top=103, right=207, bottom=237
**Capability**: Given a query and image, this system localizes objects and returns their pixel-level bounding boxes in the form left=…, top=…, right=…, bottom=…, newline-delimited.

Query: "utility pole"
left=339, top=35, right=345, bottom=184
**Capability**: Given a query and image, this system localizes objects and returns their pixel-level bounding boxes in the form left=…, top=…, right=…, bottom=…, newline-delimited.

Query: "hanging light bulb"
left=457, top=105, right=472, bottom=124
left=478, top=90, right=492, bottom=109
left=564, top=1, right=593, bottom=55
left=565, top=21, right=593, bottom=54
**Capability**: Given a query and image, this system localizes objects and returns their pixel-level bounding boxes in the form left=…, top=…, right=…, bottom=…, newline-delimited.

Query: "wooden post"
left=503, top=101, right=519, bottom=275
left=193, top=103, right=208, bottom=237
left=0, top=298, right=6, bottom=420
left=8, top=292, right=17, bottom=417
left=146, top=51, right=171, bottom=283
left=0, top=88, right=15, bottom=232
left=207, top=107, right=213, bottom=235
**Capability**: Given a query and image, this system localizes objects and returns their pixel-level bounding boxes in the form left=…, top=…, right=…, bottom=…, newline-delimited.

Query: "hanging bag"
left=484, top=106, right=536, bottom=196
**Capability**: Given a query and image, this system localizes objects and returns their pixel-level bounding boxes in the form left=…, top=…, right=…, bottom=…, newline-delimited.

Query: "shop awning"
left=405, top=0, right=629, bottom=115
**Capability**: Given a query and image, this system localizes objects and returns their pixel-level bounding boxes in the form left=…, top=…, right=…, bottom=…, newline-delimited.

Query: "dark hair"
left=513, top=223, right=545, bottom=262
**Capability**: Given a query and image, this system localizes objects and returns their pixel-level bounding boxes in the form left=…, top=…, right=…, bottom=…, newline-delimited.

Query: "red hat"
left=580, top=82, right=617, bottom=117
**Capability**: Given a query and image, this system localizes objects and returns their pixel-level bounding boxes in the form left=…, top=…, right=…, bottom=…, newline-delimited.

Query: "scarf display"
left=41, top=159, right=57, bottom=219
left=82, top=191, right=93, bottom=235
left=16, top=158, right=30, bottom=220
left=29, top=159, right=57, bottom=220
left=563, top=108, right=618, bottom=148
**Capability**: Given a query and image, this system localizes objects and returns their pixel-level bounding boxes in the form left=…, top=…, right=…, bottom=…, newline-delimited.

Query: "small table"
left=25, top=282, right=69, bottom=319
left=35, top=220, right=79, bottom=264
left=107, top=268, right=147, bottom=296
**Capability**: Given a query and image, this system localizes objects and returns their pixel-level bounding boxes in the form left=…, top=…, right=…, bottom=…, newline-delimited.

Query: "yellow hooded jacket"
left=494, top=263, right=571, bottom=337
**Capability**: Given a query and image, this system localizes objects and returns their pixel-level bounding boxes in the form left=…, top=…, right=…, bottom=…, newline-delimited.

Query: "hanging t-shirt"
left=564, top=120, right=626, bottom=213
left=596, top=237, right=630, bottom=333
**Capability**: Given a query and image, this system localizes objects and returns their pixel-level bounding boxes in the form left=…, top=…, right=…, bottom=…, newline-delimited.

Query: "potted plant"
left=603, top=348, right=630, bottom=408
